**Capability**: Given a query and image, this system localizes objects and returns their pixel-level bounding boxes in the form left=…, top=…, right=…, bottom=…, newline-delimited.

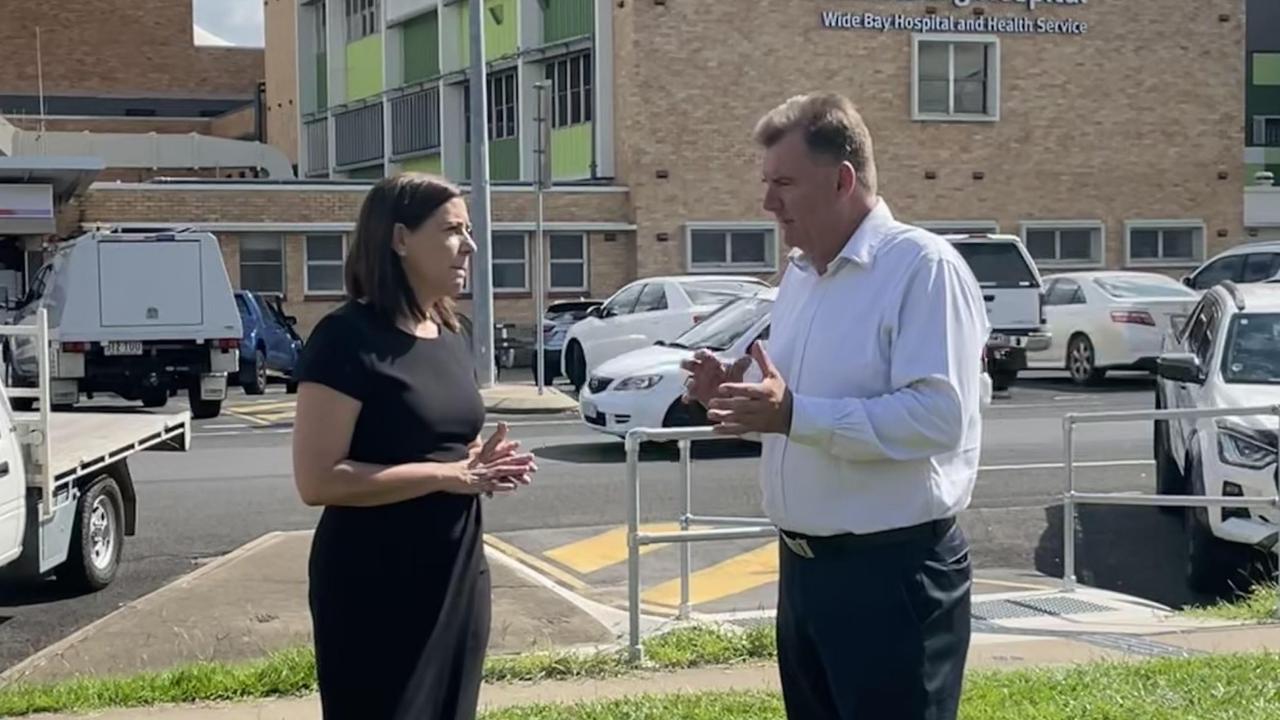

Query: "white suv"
left=1153, top=281, right=1280, bottom=594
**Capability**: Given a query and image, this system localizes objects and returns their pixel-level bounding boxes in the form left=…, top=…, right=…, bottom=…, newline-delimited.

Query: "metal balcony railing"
left=333, top=102, right=384, bottom=169
left=390, top=86, right=441, bottom=158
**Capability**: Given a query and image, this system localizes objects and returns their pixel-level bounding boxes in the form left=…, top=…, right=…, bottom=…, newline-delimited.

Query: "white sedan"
left=1025, top=270, right=1200, bottom=384
left=560, top=275, right=770, bottom=391
left=579, top=288, right=776, bottom=438
left=579, top=287, right=994, bottom=439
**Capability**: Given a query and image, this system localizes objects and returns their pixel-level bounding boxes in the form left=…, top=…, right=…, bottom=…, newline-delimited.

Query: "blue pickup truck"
left=235, top=290, right=302, bottom=395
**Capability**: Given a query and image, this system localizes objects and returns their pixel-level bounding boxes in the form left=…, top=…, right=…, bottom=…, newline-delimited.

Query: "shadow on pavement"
left=0, top=577, right=89, bottom=607
left=1034, top=503, right=1277, bottom=610
left=1015, top=373, right=1155, bottom=396
left=536, top=437, right=761, bottom=465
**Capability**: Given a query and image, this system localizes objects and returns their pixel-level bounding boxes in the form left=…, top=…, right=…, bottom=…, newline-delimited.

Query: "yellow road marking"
left=223, top=408, right=273, bottom=426
left=974, top=577, right=1057, bottom=591
left=483, top=535, right=591, bottom=592
left=229, top=400, right=296, bottom=413
left=544, top=523, right=683, bottom=575
left=642, top=541, right=778, bottom=608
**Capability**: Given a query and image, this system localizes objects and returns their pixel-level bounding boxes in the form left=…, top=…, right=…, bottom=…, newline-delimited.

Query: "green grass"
left=1182, top=583, right=1280, bottom=622
left=0, top=625, right=775, bottom=717
left=479, top=655, right=1280, bottom=720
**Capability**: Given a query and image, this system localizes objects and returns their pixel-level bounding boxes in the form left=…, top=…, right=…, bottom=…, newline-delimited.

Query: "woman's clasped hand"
left=457, top=421, right=537, bottom=496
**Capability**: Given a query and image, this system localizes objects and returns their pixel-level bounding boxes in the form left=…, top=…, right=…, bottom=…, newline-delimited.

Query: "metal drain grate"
left=972, top=594, right=1115, bottom=621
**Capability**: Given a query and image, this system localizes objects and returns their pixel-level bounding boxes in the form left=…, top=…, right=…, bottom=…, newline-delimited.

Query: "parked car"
left=1025, top=271, right=1200, bottom=384
left=535, top=298, right=603, bottom=385
left=1153, top=280, right=1280, bottom=594
left=1179, top=241, right=1280, bottom=291
left=4, top=230, right=241, bottom=419
left=579, top=287, right=994, bottom=439
left=942, top=233, right=1051, bottom=391
left=560, top=275, right=771, bottom=391
left=235, top=290, right=302, bottom=394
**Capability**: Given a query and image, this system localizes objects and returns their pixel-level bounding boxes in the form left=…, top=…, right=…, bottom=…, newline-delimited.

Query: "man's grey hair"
left=753, top=93, right=878, bottom=196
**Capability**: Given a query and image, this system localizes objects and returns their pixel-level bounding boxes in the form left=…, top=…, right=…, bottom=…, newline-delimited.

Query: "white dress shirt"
left=757, top=198, right=991, bottom=536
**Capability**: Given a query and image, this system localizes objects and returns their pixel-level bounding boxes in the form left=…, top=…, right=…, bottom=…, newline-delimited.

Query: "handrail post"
left=624, top=431, right=643, bottom=662
left=1062, top=414, right=1077, bottom=592
left=678, top=438, right=692, bottom=620
left=1274, top=405, right=1280, bottom=621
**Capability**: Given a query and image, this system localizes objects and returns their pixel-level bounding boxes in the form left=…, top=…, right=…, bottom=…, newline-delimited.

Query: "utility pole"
left=468, top=0, right=496, bottom=387
left=533, top=80, right=553, bottom=394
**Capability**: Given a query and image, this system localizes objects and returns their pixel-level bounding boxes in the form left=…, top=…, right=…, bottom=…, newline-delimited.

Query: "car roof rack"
left=1219, top=280, right=1246, bottom=311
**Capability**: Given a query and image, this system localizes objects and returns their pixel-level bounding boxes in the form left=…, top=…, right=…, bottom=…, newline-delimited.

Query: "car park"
left=560, top=275, right=770, bottom=391
left=535, top=298, right=602, bottom=385
left=1026, top=271, right=1200, bottom=384
left=1152, top=280, right=1280, bottom=594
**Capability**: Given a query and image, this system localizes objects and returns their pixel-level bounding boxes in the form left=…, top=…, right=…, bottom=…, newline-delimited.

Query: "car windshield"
left=951, top=243, right=1038, bottom=288
left=683, top=280, right=768, bottom=306
left=1093, top=276, right=1197, bottom=299
left=1221, top=313, right=1280, bottom=385
left=671, top=295, right=772, bottom=351
left=235, top=294, right=250, bottom=316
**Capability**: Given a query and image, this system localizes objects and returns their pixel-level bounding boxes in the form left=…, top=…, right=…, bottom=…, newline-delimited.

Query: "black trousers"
left=776, top=518, right=972, bottom=720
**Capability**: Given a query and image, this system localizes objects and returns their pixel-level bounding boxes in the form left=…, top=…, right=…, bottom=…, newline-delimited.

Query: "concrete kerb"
left=0, top=531, right=301, bottom=687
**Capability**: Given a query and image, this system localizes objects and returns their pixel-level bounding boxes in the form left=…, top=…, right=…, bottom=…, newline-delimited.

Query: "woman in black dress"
left=291, top=173, right=537, bottom=719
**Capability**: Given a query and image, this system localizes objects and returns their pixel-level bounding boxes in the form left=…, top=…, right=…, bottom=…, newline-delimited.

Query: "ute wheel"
left=243, top=349, right=267, bottom=395
left=1183, top=458, right=1251, bottom=596
left=188, top=385, right=223, bottom=420
left=59, top=476, right=124, bottom=592
left=1153, top=392, right=1183, bottom=514
left=141, top=388, right=169, bottom=408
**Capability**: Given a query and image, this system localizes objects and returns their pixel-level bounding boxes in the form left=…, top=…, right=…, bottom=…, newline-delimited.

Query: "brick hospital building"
left=4, top=0, right=1274, bottom=338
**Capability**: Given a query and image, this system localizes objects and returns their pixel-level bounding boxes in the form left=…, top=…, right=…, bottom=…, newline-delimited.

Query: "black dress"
left=295, top=301, right=489, bottom=720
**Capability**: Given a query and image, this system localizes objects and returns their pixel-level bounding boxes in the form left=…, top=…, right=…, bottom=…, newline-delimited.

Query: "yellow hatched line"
left=483, top=535, right=591, bottom=592
left=641, top=540, right=779, bottom=609
left=222, top=408, right=273, bottom=426
left=228, top=400, right=297, bottom=414
left=544, top=523, right=682, bottom=575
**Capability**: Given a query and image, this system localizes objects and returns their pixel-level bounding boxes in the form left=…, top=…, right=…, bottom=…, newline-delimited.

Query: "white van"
left=3, top=230, right=242, bottom=419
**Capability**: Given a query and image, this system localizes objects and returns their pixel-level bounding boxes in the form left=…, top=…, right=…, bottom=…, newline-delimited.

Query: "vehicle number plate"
left=581, top=400, right=597, bottom=419
left=104, top=341, right=143, bottom=356
left=988, top=333, right=1008, bottom=346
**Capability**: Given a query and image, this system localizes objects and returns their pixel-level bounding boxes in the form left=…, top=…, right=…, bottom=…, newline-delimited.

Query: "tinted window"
left=951, top=243, right=1038, bottom=287
left=1093, top=276, right=1197, bottom=299
left=1241, top=253, right=1280, bottom=283
left=603, top=284, right=643, bottom=316
left=1221, top=313, right=1280, bottom=384
left=634, top=283, right=669, bottom=312
left=235, top=294, right=250, bottom=316
left=1191, top=255, right=1244, bottom=290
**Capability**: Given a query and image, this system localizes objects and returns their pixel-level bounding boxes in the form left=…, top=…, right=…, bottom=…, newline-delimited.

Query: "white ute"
left=4, top=230, right=242, bottom=419
left=0, top=310, right=191, bottom=591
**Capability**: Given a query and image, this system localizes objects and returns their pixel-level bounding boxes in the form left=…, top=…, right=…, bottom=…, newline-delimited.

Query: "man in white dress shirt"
left=682, top=92, right=991, bottom=719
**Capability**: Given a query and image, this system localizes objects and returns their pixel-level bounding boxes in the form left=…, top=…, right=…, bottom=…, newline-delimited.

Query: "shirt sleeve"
left=786, top=252, right=991, bottom=462
left=294, top=312, right=371, bottom=403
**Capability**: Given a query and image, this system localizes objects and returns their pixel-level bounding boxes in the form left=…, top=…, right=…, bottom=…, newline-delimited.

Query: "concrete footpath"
left=5, top=529, right=1280, bottom=719
left=480, top=383, right=578, bottom=415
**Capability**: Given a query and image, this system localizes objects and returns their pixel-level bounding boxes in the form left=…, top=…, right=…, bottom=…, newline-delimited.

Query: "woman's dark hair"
left=345, top=172, right=462, bottom=333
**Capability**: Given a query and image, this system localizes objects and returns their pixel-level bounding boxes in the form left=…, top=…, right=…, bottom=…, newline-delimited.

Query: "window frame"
left=1253, top=115, right=1280, bottom=146
left=544, top=51, right=593, bottom=129
left=304, top=233, right=347, bottom=296
left=345, top=0, right=379, bottom=42
left=546, top=232, right=589, bottom=293
left=489, top=231, right=530, bottom=293
left=911, top=33, right=1001, bottom=123
left=684, top=221, right=779, bottom=273
left=238, top=234, right=286, bottom=296
left=1019, top=220, right=1106, bottom=269
left=1124, top=220, right=1207, bottom=268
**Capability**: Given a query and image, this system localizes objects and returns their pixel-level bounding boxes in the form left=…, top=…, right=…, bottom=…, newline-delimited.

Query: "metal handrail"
left=0, top=309, right=56, bottom=520
left=624, top=426, right=777, bottom=660
left=1061, top=404, right=1280, bottom=620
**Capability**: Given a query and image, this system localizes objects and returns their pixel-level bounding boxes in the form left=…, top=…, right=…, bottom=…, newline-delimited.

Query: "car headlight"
left=613, top=374, right=663, bottom=391
left=1216, top=421, right=1279, bottom=470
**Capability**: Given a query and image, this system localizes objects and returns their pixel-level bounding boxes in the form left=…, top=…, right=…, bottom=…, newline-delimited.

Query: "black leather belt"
left=779, top=516, right=955, bottom=559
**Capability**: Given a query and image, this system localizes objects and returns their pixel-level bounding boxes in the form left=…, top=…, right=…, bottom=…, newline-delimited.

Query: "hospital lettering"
left=819, top=10, right=1089, bottom=35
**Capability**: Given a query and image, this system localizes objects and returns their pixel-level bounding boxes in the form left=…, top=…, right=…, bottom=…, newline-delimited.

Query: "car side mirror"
left=1156, top=352, right=1204, bottom=384
left=285, top=315, right=298, bottom=326
left=1181, top=275, right=1193, bottom=288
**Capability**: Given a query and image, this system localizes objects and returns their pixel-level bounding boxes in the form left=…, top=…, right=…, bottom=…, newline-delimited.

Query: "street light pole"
left=468, top=0, right=496, bottom=387
left=533, top=80, right=553, bottom=395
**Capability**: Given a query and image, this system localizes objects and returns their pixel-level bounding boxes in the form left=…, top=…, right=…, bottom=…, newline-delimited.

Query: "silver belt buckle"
left=782, top=533, right=815, bottom=559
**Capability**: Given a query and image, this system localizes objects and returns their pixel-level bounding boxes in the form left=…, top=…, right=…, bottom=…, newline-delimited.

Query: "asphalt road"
left=0, top=371, right=1249, bottom=673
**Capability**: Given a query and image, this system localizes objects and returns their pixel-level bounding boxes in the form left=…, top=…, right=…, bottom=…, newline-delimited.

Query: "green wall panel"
left=551, top=122, right=592, bottom=179
left=346, top=35, right=384, bottom=101
left=544, top=0, right=594, bottom=43
left=456, top=0, right=518, bottom=69
left=402, top=12, right=440, bottom=84
left=400, top=154, right=443, bottom=175
left=315, top=52, right=328, bottom=110
left=346, top=165, right=385, bottom=179
left=462, top=138, right=520, bottom=181
left=1255, top=53, right=1280, bottom=86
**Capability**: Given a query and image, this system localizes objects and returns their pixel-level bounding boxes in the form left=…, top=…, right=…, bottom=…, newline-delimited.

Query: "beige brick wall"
left=264, top=0, right=301, bottom=165
left=611, top=0, right=1246, bottom=277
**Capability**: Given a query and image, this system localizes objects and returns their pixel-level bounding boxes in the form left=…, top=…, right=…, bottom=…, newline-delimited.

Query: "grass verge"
left=478, top=655, right=1280, bottom=720
left=0, top=624, right=776, bottom=717
left=1181, top=583, right=1280, bottom=622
